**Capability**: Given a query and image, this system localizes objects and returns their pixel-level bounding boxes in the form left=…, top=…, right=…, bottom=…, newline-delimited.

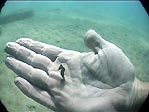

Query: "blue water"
left=0, top=1, right=149, bottom=112
left=2, top=1, right=149, bottom=32
left=1, top=0, right=149, bottom=77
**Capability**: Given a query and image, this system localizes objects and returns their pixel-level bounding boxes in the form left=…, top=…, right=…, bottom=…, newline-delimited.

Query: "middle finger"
left=5, top=42, right=53, bottom=73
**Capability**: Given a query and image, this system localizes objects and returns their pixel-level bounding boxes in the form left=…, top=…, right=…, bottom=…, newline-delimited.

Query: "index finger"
left=16, top=38, right=65, bottom=61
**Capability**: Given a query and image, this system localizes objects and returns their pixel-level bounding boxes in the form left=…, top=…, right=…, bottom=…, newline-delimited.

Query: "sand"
left=0, top=1, right=149, bottom=112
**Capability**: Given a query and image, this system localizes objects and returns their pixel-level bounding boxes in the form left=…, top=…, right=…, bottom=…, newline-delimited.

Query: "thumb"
left=84, top=29, right=107, bottom=53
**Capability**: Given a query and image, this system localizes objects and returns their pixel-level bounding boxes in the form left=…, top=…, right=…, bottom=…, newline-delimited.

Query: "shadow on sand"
left=0, top=10, right=34, bottom=25
left=0, top=10, right=34, bottom=35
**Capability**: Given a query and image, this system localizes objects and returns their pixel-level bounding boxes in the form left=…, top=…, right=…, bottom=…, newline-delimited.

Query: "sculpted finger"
left=84, top=29, right=108, bottom=53
left=15, top=77, right=55, bottom=110
left=5, top=57, right=61, bottom=89
left=16, top=38, right=64, bottom=61
left=5, top=42, right=53, bottom=73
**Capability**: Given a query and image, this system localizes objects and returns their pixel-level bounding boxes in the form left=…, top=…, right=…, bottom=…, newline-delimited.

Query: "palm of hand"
left=5, top=29, right=135, bottom=112
left=52, top=39, right=135, bottom=111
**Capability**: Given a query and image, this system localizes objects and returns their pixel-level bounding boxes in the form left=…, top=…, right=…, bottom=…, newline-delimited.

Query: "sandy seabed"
left=0, top=1, right=149, bottom=112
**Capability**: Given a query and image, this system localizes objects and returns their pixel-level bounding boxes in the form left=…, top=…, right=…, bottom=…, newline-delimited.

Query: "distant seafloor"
left=0, top=1, right=149, bottom=112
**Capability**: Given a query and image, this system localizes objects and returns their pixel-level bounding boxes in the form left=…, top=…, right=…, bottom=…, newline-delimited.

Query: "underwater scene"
left=0, top=1, right=149, bottom=112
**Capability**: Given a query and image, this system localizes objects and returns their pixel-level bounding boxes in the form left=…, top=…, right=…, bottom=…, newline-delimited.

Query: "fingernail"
left=5, top=57, right=15, bottom=68
left=15, top=77, right=30, bottom=92
left=15, top=77, right=24, bottom=86
left=6, top=42, right=19, bottom=50
left=6, top=42, right=15, bottom=48
left=6, top=57, right=12, bottom=63
left=16, top=38, right=32, bottom=44
left=5, top=42, right=19, bottom=54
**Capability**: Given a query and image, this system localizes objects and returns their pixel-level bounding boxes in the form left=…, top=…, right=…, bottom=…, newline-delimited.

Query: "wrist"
left=129, top=77, right=149, bottom=111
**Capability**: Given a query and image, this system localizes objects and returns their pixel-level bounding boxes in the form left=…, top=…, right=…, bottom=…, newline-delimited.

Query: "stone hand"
left=5, top=29, right=149, bottom=112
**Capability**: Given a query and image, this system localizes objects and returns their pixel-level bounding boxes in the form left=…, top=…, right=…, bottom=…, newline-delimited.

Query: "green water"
left=0, top=1, right=149, bottom=112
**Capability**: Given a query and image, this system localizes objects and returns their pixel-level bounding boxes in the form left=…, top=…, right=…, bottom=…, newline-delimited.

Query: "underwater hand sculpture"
left=5, top=29, right=149, bottom=112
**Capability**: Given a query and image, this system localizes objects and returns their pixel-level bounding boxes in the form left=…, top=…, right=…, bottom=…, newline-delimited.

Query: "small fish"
left=58, top=64, right=65, bottom=81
